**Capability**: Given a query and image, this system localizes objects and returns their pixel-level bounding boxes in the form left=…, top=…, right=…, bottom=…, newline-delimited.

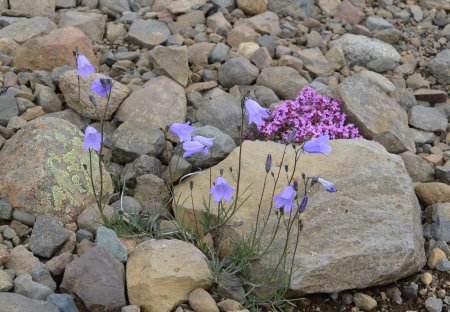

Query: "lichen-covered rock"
left=0, top=117, right=113, bottom=224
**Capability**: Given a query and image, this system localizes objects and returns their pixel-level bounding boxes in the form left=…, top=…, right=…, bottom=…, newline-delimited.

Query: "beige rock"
left=227, top=25, right=261, bottom=48
left=9, top=0, right=55, bottom=17
left=428, top=248, right=447, bottom=269
left=167, top=0, right=207, bottom=14
left=237, top=11, right=281, bottom=36
left=5, top=245, right=39, bottom=274
left=59, top=70, right=130, bottom=121
left=58, top=11, right=107, bottom=42
left=127, top=239, right=212, bottom=312
left=0, top=270, right=13, bottom=292
left=189, top=288, right=219, bottom=312
left=20, top=106, right=45, bottom=121
left=12, top=27, right=97, bottom=72
left=0, top=244, right=10, bottom=265
left=187, top=42, right=216, bottom=66
left=76, top=204, right=114, bottom=235
left=415, top=182, right=450, bottom=207
left=175, top=139, right=426, bottom=294
left=256, top=66, right=308, bottom=100
left=237, top=42, right=260, bottom=59
left=0, top=17, right=56, bottom=44
left=421, top=272, right=433, bottom=285
left=236, top=0, right=268, bottom=15
left=45, top=252, right=73, bottom=276
left=0, top=38, right=20, bottom=56
left=107, top=22, right=127, bottom=42
left=149, top=45, right=189, bottom=87
left=318, top=0, right=340, bottom=15
left=353, top=293, right=377, bottom=310
left=217, top=299, right=242, bottom=311
left=116, top=76, right=187, bottom=130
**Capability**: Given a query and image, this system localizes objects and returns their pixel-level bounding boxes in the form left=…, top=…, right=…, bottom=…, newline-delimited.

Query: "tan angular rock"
left=116, top=76, right=187, bottom=130
left=127, top=239, right=212, bottom=312
left=415, top=182, right=450, bottom=207
left=0, top=117, right=113, bottom=224
left=12, top=27, right=97, bottom=72
left=236, top=0, right=268, bottom=15
left=58, top=11, right=107, bottom=42
left=9, top=0, right=55, bottom=17
left=175, top=139, right=426, bottom=293
left=189, top=288, right=219, bottom=312
left=149, top=45, right=189, bottom=87
left=5, top=246, right=39, bottom=275
left=59, top=70, right=130, bottom=121
left=428, top=248, right=447, bottom=269
left=353, top=293, right=377, bottom=310
left=0, top=38, right=20, bottom=55
left=0, top=17, right=56, bottom=44
left=227, top=24, right=261, bottom=48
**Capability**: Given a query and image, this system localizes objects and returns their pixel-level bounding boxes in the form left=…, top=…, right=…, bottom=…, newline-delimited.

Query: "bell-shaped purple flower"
left=245, top=98, right=270, bottom=126
left=90, top=78, right=112, bottom=97
left=77, top=54, right=95, bottom=78
left=273, top=185, right=296, bottom=213
left=83, top=126, right=102, bottom=152
left=317, top=177, right=336, bottom=192
left=170, top=122, right=196, bottom=142
left=303, top=135, right=332, bottom=156
left=182, top=135, right=215, bottom=157
left=210, top=176, right=235, bottom=203
left=298, top=195, right=308, bottom=213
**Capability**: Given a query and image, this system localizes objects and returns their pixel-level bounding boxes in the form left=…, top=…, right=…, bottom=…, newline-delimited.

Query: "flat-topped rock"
left=175, top=139, right=426, bottom=293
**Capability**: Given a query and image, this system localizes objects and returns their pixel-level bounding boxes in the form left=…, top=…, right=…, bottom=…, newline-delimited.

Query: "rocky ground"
left=0, top=0, right=450, bottom=311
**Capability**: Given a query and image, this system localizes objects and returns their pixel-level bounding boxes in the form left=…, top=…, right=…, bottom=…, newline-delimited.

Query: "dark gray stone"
left=29, top=216, right=70, bottom=258
left=408, top=106, right=447, bottom=132
left=12, top=210, right=36, bottom=227
left=0, top=293, right=59, bottom=312
left=30, top=262, right=56, bottom=291
left=185, top=125, right=236, bottom=169
left=0, top=90, right=19, bottom=127
left=95, top=226, right=128, bottom=262
left=425, top=296, right=443, bottom=312
left=428, top=49, right=450, bottom=85
left=121, top=155, right=163, bottom=189
left=0, top=199, right=12, bottom=220
left=268, top=0, right=313, bottom=19
left=60, top=246, right=126, bottom=311
left=111, top=196, right=143, bottom=214
left=436, top=166, right=450, bottom=184
left=400, top=151, right=435, bottom=182
left=111, top=121, right=166, bottom=164
left=218, top=57, right=260, bottom=88
left=76, top=229, right=94, bottom=242
left=209, top=42, right=230, bottom=63
left=126, top=19, right=171, bottom=48
left=435, top=259, right=450, bottom=271
left=14, top=273, right=54, bottom=301
left=46, top=293, right=79, bottom=312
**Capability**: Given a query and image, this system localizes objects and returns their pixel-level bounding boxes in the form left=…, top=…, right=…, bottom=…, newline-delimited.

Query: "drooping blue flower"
left=83, top=126, right=102, bottom=152
left=317, top=177, right=336, bottom=192
left=303, top=135, right=332, bottom=156
left=90, top=77, right=112, bottom=97
left=170, top=122, right=196, bottom=142
left=76, top=54, right=95, bottom=78
left=298, top=195, right=308, bottom=213
left=210, top=176, right=235, bottom=203
left=182, top=136, right=215, bottom=157
left=273, top=185, right=296, bottom=213
left=245, top=98, right=270, bottom=126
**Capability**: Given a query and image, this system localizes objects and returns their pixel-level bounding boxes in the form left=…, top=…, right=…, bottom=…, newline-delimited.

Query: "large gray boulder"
left=175, top=139, right=426, bottom=294
left=330, top=34, right=401, bottom=71
left=0, top=293, right=59, bottom=312
left=339, top=70, right=415, bottom=154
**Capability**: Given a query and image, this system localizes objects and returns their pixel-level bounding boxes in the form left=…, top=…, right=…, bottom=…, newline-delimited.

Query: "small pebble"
left=422, top=272, right=433, bottom=285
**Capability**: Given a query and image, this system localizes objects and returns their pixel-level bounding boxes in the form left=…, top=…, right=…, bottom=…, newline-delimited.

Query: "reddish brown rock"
left=236, top=0, right=268, bottom=15
left=335, top=0, right=365, bottom=25
left=11, top=27, right=97, bottom=72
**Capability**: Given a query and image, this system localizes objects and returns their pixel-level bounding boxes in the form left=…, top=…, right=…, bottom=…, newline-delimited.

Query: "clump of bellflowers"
left=257, top=86, right=360, bottom=143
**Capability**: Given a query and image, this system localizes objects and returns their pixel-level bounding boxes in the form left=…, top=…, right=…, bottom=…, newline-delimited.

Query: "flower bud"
left=265, top=154, right=272, bottom=173
left=286, top=130, right=297, bottom=144
left=190, top=180, right=194, bottom=190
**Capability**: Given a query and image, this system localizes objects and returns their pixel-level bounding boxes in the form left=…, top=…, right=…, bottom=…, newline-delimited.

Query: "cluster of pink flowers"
left=256, top=86, right=360, bottom=143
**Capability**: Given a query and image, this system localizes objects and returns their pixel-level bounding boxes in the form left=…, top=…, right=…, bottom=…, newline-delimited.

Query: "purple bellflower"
left=83, top=126, right=102, bottom=152
left=76, top=54, right=95, bottom=78
left=182, top=135, right=215, bottom=157
left=317, top=177, right=336, bottom=192
left=170, top=122, right=196, bottom=142
left=90, top=78, right=112, bottom=97
left=245, top=98, right=269, bottom=126
left=210, top=176, right=235, bottom=203
left=273, top=185, right=296, bottom=213
left=303, top=135, right=332, bottom=156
